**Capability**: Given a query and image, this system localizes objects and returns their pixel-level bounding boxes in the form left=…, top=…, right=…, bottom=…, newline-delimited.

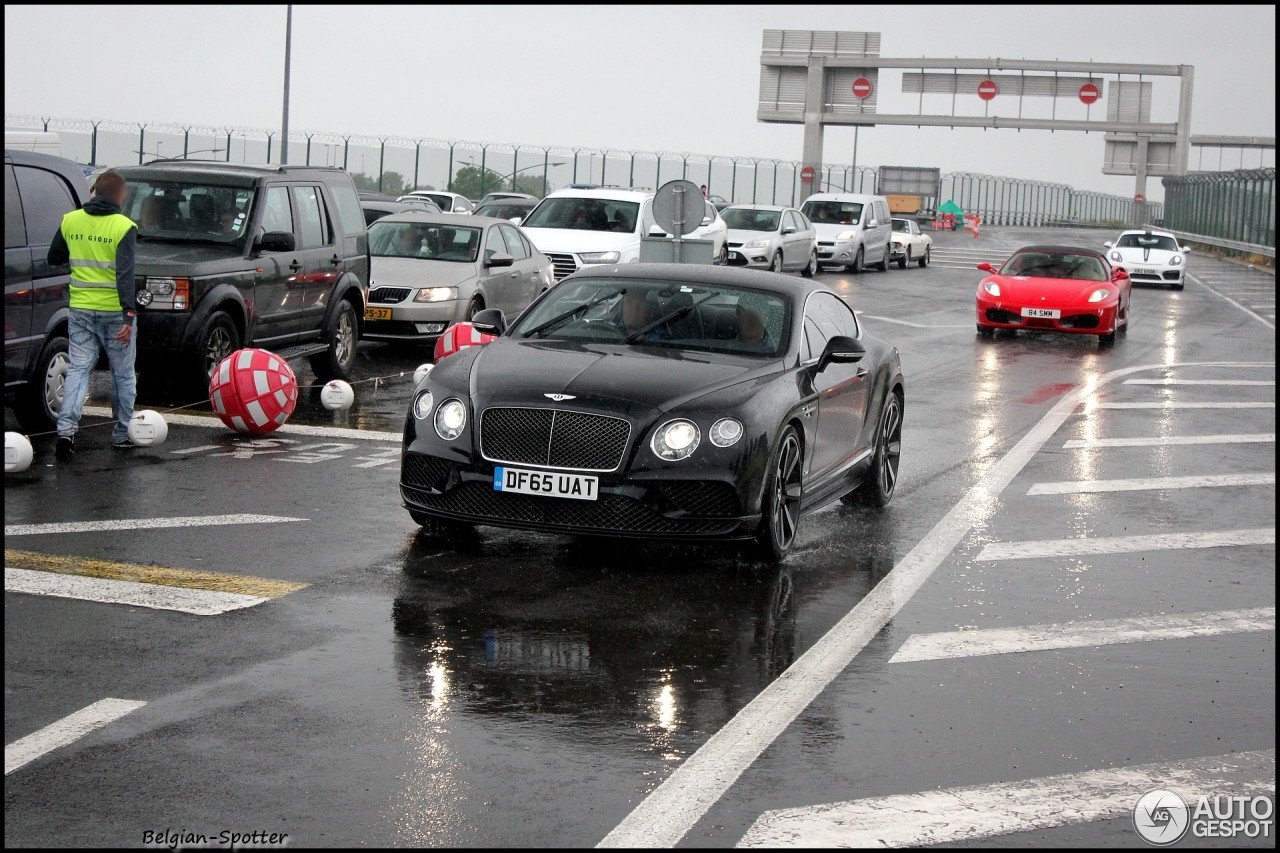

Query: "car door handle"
left=329, top=254, right=341, bottom=267
left=288, top=260, right=302, bottom=273
left=856, top=367, right=868, bottom=378
left=509, top=271, right=521, bottom=279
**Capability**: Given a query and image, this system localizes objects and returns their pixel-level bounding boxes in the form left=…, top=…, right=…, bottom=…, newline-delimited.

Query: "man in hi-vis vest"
left=47, top=170, right=138, bottom=460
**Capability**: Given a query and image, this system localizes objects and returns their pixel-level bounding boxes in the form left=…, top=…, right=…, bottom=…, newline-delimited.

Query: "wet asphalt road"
left=4, top=226, right=1275, bottom=848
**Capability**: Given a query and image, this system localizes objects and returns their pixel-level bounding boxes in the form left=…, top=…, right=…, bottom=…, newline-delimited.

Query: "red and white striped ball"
left=208, top=348, right=298, bottom=435
left=434, top=322, right=497, bottom=363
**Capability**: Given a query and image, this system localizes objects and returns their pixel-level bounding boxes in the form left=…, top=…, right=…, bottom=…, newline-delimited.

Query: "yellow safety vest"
left=60, top=208, right=135, bottom=312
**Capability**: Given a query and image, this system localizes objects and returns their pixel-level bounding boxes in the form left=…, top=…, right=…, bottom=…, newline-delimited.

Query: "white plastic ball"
left=320, top=379, right=355, bottom=411
left=414, top=363, right=434, bottom=385
left=128, top=410, right=169, bottom=446
left=5, top=432, right=34, bottom=473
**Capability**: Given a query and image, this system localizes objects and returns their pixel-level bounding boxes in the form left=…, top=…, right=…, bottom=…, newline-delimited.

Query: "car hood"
left=727, top=228, right=776, bottom=243
left=466, top=337, right=780, bottom=413
left=520, top=227, right=638, bottom=255
left=133, top=241, right=250, bottom=275
left=811, top=222, right=858, bottom=240
left=1112, top=247, right=1180, bottom=265
left=987, top=274, right=1115, bottom=304
left=371, top=256, right=476, bottom=287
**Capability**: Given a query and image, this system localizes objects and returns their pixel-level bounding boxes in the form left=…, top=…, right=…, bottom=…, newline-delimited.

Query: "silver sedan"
left=362, top=212, right=552, bottom=346
left=721, top=205, right=819, bottom=276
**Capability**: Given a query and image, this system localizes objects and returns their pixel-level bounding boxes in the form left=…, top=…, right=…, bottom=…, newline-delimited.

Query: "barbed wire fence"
left=7, top=113, right=1160, bottom=226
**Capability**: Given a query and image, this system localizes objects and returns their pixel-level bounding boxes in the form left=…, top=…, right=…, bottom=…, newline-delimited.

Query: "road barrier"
left=8, top=113, right=1159, bottom=227
left=1162, top=169, right=1275, bottom=260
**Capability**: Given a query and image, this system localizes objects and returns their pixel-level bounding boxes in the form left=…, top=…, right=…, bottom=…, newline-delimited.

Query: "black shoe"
left=112, top=437, right=138, bottom=450
left=55, top=436, right=75, bottom=460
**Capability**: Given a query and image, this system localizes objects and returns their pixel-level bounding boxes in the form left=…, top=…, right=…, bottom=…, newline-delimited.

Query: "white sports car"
left=1104, top=228, right=1189, bottom=290
left=889, top=217, right=933, bottom=268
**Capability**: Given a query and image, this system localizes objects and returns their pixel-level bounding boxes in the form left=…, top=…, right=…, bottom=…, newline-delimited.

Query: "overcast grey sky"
left=4, top=4, right=1275, bottom=198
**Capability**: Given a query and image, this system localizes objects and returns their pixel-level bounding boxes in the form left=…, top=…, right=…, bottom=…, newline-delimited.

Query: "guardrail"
left=1165, top=228, right=1276, bottom=261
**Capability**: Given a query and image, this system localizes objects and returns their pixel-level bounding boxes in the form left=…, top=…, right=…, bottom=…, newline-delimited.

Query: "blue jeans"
left=57, top=308, right=136, bottom=441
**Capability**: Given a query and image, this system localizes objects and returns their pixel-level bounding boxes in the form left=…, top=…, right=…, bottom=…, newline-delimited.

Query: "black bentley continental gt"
left=400, top=263, right=904, bottom=559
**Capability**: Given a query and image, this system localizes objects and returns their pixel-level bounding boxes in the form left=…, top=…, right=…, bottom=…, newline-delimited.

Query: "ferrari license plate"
left=1133, top=268, right=1157, bottom=277
left=1021, top=307, right=1061, bottom=319
left=364, top=307, right=392, bottom=321
left=493, top=466, right=598, bottom=501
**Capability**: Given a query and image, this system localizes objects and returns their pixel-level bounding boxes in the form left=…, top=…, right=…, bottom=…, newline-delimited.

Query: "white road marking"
left=596, top=359, right=1272, bottom=849
left=4, top=513, right=305, bottom=537
left=976, top=527, right=1275, bottom=561
left=83, top=405, right=401, bottom=442
left=4, top=567, right=270, bottom=616
left=859, top=314, right=972, bottom=329
left=736, top=749, right=1276, bottom=848
left=1027, top=472, right=1274, bottom=495
left=1188, top=272, right=1276, bottom=330
left=5, top=698, right=147, bottom=775
left=1123, top=378, right=1275, bottom=386
left=1089, top=401, right=1275, bottom=410
left=1064, top=432, right=1275, bottom=448
left=888, top=607, right=1276, bottom=663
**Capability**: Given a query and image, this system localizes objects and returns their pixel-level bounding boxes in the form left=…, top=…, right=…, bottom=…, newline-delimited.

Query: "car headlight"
left=135, top=289, right=153, bottom=307
left=579, top=251, right=620, bottom=264
left=1110, top=250, right=1123, bottom=262
left=1169, top=254, right=1182, bottom=266
left=983, top=280, right=1001, bottom=297
left=1088, top=288, right=1111, bottom=303
left=651, top=418, right=700, bottom=461
left=709, top=417, right=744, bottom=448
left=434, top=398, right=467, bottom=440
left=836, top=230, right=857, bottom=241
left=414, top=286, right=458, bottom=303
left=742, top=239, right=769, bottom=249
left=412, top=390, right=434, bottom=420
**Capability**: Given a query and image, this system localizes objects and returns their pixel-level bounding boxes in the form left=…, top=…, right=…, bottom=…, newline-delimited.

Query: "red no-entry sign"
left=800, top=165, right=816, bottom=184
left=977, top=79, right=999, bottom=101
left=851, top=77, right=873, bottom=99
left=1079, top=83, right=1101, bottom=105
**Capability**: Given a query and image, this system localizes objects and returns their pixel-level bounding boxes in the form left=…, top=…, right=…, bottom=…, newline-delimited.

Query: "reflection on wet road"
left=4, top=227, right=1274, bottom=847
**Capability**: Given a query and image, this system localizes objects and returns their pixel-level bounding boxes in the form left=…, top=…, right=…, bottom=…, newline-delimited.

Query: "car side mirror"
left=701, top=217, right=712, bottom=226
left=1182, top=246, right=1192, bottom=254
left=1112, top=267, right=1130, bottom=282
left=867, top=219, right=879, bottom=228
left=508, top=217, right=523, bottom=226
left=1103, top=241, right=1113, bottom=249
left=257, top=231, right=296, bottom=253
left=471, top=308, right=507, bottom=335
left=977, top=262, right=998, bottom=273
left=818, top=335, right=865, bottom=371
left=782, top=227, right=797, bottom=235
left=485, top=252, right=514, bottom=268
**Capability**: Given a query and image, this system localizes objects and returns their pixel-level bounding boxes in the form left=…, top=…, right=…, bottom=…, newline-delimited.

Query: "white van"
left=4, top=131, right=62, bottom=157
left=798, top=192, right=893, bottom=273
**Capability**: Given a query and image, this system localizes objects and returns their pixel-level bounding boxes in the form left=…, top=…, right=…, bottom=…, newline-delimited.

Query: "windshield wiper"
left=524, top=288, right=623, bottom=338
left=624, top=292, right=717, bottom=344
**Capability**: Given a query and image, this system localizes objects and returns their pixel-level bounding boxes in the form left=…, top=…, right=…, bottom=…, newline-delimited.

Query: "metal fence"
left=1161, top=169, right=1275, bottom=255
left=6, top=113, right=1158, bottom=226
